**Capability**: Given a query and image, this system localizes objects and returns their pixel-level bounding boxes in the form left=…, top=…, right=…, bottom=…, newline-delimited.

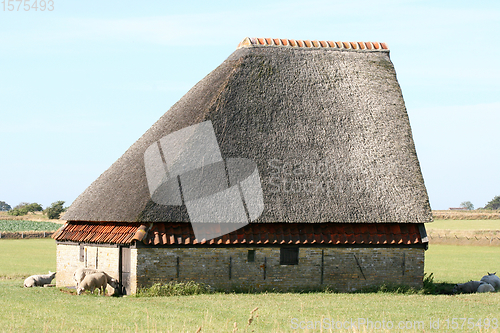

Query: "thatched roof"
left=63, top=37, right=432, bottom=224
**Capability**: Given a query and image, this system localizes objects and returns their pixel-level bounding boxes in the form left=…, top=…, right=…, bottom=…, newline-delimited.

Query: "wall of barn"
left=135, top=247, right=425, bottom=292
left=55, top=243, right=120, bottom=295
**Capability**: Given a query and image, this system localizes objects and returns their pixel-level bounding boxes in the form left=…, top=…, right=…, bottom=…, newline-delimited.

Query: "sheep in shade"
left=477, top=283, right=495, bottom=293
left=77, top=272, right=110, bottom=295
left=452, top=281, right=484, bottom=294
left=480, top=273, right=500, bottom=291
left=24, top=271, right=56, bottom=287
left=73, top=268, right=119, bottom=291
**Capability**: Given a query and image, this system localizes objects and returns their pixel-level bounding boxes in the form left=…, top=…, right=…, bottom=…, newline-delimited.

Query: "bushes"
left=484, top=195, right=500, bottom=210
left=8, top=203, right=43, bottom=216
left=43, top=201, right=66, bottom=219
left=135, top=275, right=447, bottom=297
left=136, top=281, right=213, bottom=297
left=0, top=201, right=11, bottom=212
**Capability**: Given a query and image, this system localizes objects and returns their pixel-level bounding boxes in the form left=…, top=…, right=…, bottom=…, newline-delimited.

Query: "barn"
left=53, top=37, right=432, bottom=294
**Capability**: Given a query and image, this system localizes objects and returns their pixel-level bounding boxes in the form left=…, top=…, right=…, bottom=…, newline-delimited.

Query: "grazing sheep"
left=77, top=272, right=109, bottom=295
left=477, top=283, right=495, bottom=293
left=73, top=268, right=119, bottom=291
left=24, top=271, right=56, bottom=288
left=480, top=272, right=500, bottom=290
left=452, top=281, right=484, bottom=294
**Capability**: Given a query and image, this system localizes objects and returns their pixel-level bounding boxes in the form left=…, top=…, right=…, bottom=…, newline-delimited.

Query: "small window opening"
left=79, top=244, right=85, bottom=262
left=280, top=247, right=299, bottom=265
left=247, top=250, right=255, bottom=262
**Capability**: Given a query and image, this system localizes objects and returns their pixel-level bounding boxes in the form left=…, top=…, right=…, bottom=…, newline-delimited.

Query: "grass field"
left=1, top=239, right=499, bottom=332
left=428, top=220, right=500, bottom=230
left=425, top=244, right=499, bottom=283
left=0, top=239, right=56, bottom=279
left=432, top=210, right=500, bottom=220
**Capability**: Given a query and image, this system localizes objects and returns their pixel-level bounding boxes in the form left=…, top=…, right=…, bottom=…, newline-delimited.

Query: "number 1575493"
left=2, top=0, right=54, bottom=11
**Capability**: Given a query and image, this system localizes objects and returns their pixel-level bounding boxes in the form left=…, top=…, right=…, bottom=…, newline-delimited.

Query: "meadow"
left=428, top=219, right=500, bottom=231
left=1, top=239, right=499, bottom=332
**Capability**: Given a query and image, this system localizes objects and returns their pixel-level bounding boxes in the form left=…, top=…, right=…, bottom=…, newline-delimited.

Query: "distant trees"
left=484, top=195, right=500, bottom=210
left=0, top=201, right=11, bottom=211
left=44, top=201, right=66, bottom=219
left=460, top=201, right=474, bottom=210
left=8, top=202, right=43, bottom=216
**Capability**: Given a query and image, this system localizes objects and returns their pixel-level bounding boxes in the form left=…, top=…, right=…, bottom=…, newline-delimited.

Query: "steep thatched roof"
left=63, top=37, right=432, bottom=224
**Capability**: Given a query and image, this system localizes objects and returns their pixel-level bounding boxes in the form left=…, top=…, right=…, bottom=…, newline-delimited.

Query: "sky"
left=0, top=0, right=499, bottom=211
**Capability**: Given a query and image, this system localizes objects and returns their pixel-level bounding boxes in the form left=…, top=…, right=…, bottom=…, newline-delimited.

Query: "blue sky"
left=0, top=0, right=499, bottom=210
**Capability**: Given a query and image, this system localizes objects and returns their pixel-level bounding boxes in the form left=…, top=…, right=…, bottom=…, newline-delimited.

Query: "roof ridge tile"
left=238, top=37, right=389, bottom=51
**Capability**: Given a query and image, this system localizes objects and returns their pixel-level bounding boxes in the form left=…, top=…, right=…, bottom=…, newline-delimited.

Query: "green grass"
left=0, top=220, right=61, bottom=232
left=0, top=239, right=56, bottom=279
left=1, top=280, right=499, bottom=332
left=428, top=219, right=500, bottom=230
left=1, top=240, right=500, bottom=332
left=425, top=244, right=499, bottom=283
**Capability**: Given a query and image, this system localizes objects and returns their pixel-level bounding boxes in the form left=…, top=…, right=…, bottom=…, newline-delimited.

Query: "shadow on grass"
left=58, top=286, right=122, bottom=297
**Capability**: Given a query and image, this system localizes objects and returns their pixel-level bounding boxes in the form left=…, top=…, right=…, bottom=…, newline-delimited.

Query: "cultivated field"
left=432, top=210, right=500, bottom=220
left=427, top=219, right=500, bottom=246
left=0, top=239, right=499, bottom=332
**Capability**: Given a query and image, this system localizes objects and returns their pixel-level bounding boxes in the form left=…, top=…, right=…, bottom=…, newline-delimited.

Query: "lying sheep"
left=477, top=283, right=495, bottom=293
left=24, top=271, right=56, bottom=287
left=480, top=272, right=500, bottom=291
left=452, top=281, right=484, bottom=294
left=77, top=272, right=109, bottom=295
left=73, top=268, right=119, bottom=291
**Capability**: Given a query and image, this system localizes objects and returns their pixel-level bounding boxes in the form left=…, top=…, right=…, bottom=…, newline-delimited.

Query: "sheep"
left=452, top=280, right=484, bottom=294
left=73, top=268, right=119, bottom=291
left=77, top=272, right=109, bottom=295
left=480, top=272, right=500, bottom=291
left=477, top=283, right=495, bottom=293
left=24, top=271, right=56, bottom=287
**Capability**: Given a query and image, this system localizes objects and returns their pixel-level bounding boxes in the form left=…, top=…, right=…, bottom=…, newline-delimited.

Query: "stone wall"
left=57, top=244, right=424, bottom=293
left=56, top=243, right=120, bottom=295
left=136, top=247, right=424, bottom=292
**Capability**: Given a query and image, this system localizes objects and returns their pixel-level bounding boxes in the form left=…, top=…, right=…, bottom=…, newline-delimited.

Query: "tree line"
left=460, top=195, right=500, bottom=210
left=0, top=201, right=67, bottom=219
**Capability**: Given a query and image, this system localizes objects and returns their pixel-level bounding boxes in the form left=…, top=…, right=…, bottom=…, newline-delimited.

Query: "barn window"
left=280, top=247, right=299, bottom=265
left=247, top=250, right=255, bottom=262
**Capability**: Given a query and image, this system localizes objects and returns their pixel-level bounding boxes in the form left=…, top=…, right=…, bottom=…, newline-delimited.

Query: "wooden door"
left=119, top=246, right=131, bottom=295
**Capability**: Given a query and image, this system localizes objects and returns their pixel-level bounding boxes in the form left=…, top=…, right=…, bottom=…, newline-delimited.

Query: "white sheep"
left=77, top=272, right=109, bottom=295
left=480, top=272, right=500, bottom=291
left=477, top=283, right=495, bottom=293
left=452, top=281, right=484, bottom=294
left=73, top=268, right=119, bottom=291
left=24, top=271, right=56, bottom=287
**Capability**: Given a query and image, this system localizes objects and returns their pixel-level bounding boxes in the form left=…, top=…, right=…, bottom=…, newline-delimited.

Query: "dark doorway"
left=119, top=246, right=131, bottom=295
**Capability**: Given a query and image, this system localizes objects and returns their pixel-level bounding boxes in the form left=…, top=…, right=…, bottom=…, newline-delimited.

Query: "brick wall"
left=136, top=247, right=424, bottom=292
left=56, top=243, right=120, bottom=295
left=57, top=244, right=424, bottom=293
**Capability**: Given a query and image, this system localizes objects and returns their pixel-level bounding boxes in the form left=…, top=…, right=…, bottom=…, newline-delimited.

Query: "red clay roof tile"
left=54, top=222, right=425, bottom=246
left=237, top=37, right=389, bottom=51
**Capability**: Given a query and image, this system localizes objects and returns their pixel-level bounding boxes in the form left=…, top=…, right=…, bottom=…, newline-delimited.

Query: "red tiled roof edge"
left=237, top=37, right=389, bottom=51
left=144, top=222, right=423, bottom=246
left=53, top=222, right=425, bottom=247
left=53, top=222, right=141, bottom=245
